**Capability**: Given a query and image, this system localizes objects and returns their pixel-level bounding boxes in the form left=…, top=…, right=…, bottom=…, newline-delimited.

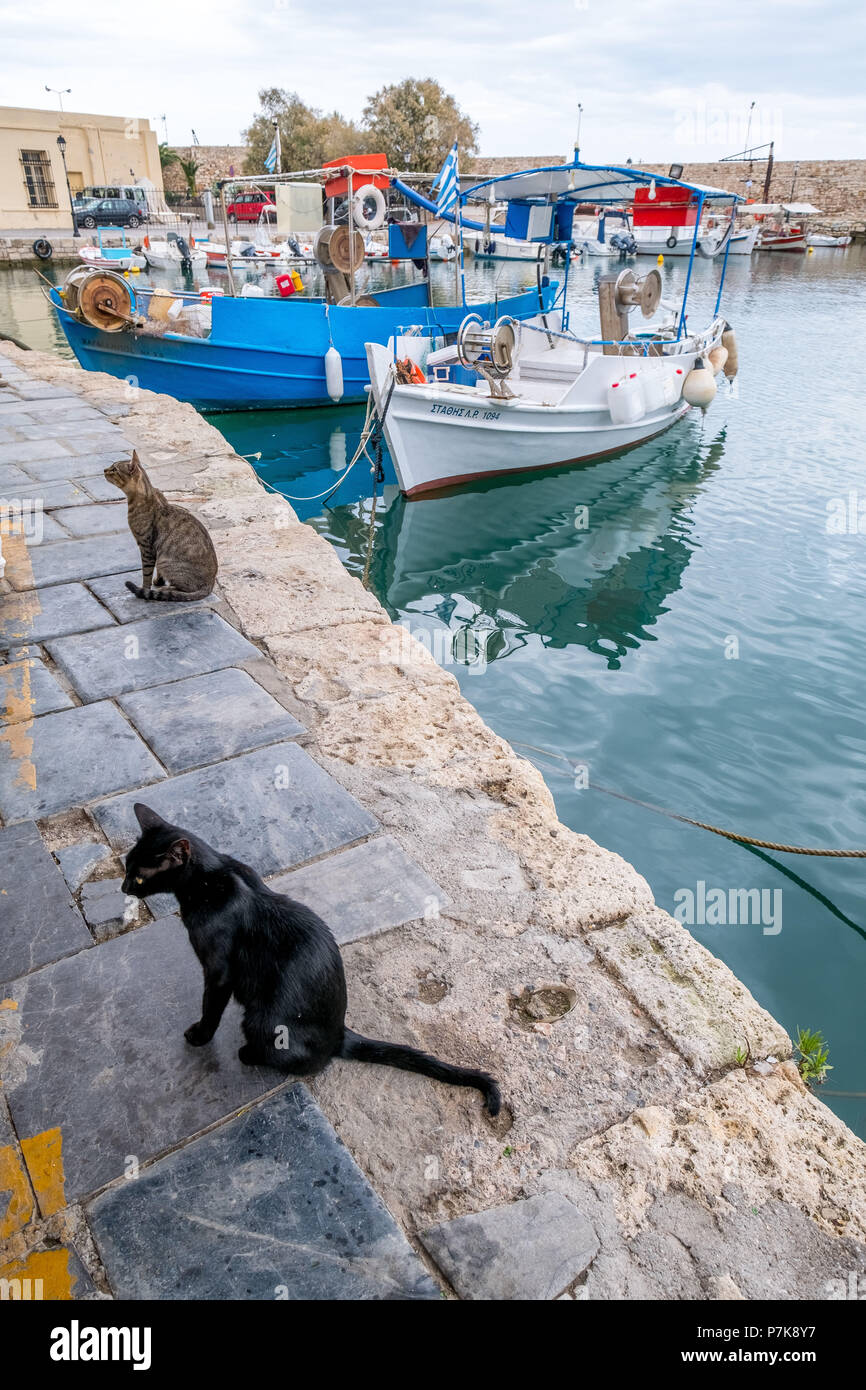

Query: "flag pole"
left=274, top=122, right=281, bottom=176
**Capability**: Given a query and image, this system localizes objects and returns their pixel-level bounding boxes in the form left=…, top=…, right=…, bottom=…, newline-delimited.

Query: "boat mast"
left=218, top=182, right=237, bottom=297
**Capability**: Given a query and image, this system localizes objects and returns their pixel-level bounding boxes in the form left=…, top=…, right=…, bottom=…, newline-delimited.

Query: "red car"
left=226, top=190, right=275, bottom=222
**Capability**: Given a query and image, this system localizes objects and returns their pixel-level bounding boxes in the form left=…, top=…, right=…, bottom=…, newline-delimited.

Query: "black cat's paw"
left=238, top=1044, right=261, bottom=1065
left=184, top=1021, right=213, bottom=1046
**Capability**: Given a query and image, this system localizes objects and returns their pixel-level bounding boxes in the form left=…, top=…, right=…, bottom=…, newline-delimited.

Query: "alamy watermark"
left=674, top=880, right=782, bottom=935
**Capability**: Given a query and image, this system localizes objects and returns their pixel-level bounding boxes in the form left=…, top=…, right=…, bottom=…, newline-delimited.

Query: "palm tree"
left=158, top=142, right=178, bottom=171
left=176, top=155, right=200, bottom=197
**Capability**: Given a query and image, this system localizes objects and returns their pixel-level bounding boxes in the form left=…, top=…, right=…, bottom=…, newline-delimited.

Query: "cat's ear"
left=134, top=802, right=166, bottom=831
left=129, top=451, right=141, bottom=471
left=165, top=838, right=190, bottom=867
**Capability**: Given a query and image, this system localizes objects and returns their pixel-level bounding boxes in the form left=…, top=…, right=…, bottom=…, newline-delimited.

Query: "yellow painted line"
left=0, top=1246, right=76, bottom=1300
left=0, top=530, right=38, bottom=790
left=0, top=659, right=36, bottom=726
left=20, top=1127, right=66, bottom=1217
left=0, top=1142, right=35, bottom=1237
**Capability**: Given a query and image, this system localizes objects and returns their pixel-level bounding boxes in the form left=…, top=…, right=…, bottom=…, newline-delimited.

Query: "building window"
left=20, top=150, right=58, bottom=209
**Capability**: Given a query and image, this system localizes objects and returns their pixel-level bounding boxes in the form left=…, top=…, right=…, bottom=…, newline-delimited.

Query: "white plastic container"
left=607, top=372, right=645, bottom=425
left=638, top=364, right=668, bottom=414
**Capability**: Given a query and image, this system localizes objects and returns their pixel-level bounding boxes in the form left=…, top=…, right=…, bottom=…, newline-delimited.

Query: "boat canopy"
left=459, top=160, right=741, bottom=209
left=744, top=202, right=822, bottom=216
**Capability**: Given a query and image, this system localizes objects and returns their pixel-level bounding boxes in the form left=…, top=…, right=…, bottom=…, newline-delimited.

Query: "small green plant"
left=796, top=1027, right=832, bottom=1085
left=502, top=1146, right=513, bottom=1158
left=733, top=1040, right=752, bottom=1069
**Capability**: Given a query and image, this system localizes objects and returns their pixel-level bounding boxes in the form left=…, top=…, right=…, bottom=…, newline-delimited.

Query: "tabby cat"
left=122, top=803, right=501, bottom=1115
left=105, top=451, right=218, bottom=601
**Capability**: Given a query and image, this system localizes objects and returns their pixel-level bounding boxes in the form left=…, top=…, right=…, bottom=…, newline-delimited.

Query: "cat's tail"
left=124, top=581, right=213, bottom=602
left=339, top=1028, right=501, bottom=1115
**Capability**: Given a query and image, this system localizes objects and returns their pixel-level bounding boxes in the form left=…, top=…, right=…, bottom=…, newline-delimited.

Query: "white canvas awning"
left=462, top=162, right=739, bottom=206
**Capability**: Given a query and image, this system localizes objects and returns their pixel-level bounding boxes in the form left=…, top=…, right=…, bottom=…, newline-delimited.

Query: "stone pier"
left=1, top=342, right=865, bottom=1301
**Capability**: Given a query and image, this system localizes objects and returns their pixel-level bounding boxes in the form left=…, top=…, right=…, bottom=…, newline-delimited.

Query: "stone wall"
left=164, top=146, right=247, bottom=194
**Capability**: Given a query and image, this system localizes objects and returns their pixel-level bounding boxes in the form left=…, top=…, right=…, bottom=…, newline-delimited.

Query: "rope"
left=511, top=741, right=866, bottom=858
left=255, top=391, right=377, bottom=504
left=361, top=372, right=396, bottom=589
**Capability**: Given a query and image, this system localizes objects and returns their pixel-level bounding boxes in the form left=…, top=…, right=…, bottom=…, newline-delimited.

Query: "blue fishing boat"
left=49, top=278, right=556, bottom=412
left=49, top=159, right=559, bottom=412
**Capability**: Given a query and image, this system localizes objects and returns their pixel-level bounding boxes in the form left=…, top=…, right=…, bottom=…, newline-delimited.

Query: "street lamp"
left=575, top=103, right=583, bottom=160
left=45, top=85, right=71, bottom=111
left=56, top=134, right=79, bottom=238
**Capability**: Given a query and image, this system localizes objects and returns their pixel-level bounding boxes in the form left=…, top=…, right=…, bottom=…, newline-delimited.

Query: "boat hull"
left=367, top=342, right=697, bottom=496
left=51, top=281, right=559, bottom=411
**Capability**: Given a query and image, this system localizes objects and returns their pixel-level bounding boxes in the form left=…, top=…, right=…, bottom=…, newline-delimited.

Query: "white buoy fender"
left=682, top=356, right=717, bottom=408
left=721, top=324, right=738, bottom=378
left=353, top=185, right=387, bottom=231
left=325, top=346, right=344, bottom=403
left=707, top=344, right=728, bottom=374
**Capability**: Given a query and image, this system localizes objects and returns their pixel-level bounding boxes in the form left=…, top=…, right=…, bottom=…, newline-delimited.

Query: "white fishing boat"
left=142, top=234, right=207, bottom=271
left=364, top=160, right=740, bottom=497
left=463, top=231, right=544, bottom=261
left=78, top=227, right=145, bottom=272
left=808, top=232, right=852, bottom=248
left=750, top=203, right=821, bottom=253
left=429, top=232, right=457, bottom=261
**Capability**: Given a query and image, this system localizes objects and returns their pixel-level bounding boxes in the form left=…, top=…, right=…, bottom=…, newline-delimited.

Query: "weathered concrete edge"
left=4, top=343, right=864, bottom=1266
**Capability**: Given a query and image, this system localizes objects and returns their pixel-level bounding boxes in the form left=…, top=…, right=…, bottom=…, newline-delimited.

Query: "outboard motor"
left=174, top=236, right=193, bottom=273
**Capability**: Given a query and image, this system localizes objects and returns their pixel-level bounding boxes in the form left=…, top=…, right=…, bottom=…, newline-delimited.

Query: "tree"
left=243, top=88, right=366, bottom=175
left=362, top=78, right=479, bottom=170
left=158, top=142, right=178, bottom=170
left=176, top=154, right=200, bottom=196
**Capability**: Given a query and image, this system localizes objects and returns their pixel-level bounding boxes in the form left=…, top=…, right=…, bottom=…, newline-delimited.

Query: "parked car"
left=226, top=190, right=275, bottom=222
left=76, top=197, right=147, bottom=229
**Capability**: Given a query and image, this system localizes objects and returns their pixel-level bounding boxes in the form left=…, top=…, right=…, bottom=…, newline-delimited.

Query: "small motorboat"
left=142, top=233, right=207, bottom=271
left=78, top=226, right=144, bottom=272
left=751, top=202, right=821, bottom=252
left=428, top=232, right=457, bottom=261
left=198, top=238, right=267, bottom=271
left=364, top=160, right=741, bottom=496
left=808, top=232, right=852, bottom=248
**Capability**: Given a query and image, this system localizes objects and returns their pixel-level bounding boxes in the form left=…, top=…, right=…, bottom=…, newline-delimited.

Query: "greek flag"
left=432, top=141, right=459, bottom=216
left=264, top=134, right=278, bottom=174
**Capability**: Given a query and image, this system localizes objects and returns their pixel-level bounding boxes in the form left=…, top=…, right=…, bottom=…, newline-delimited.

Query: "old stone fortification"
left=3, top=344, right=866, bottom=1298
left=164, top=145, right=866, bottom=234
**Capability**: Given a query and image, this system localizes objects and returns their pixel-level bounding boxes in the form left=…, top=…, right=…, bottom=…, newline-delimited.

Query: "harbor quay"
left=1, top=342, right=865, bottom=1301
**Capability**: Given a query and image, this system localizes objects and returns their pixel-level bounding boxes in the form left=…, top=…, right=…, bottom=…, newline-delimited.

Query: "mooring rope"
left=512, top=741, right=866, bottom=858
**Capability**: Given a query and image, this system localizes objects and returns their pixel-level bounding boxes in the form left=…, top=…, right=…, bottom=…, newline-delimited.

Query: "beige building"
left=0, top=106, right=163, bottom=229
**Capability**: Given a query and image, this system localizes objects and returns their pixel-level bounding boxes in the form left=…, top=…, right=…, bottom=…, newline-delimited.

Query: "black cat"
left=122, top=804, right=500, bottom=1115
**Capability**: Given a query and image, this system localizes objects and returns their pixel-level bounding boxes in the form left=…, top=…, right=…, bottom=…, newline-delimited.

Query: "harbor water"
left=3, top=245, right=865, bottom=1137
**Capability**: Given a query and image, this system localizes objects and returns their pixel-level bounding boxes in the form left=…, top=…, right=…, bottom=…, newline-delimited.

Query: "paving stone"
left=269, top=835, right=447, bottom=946
left=3, top=916, right=280, bottom=1204
left=0, top=820, right=91, bottom=983
left=96, top=402, right=131, bottom=419
left=77, top=474, right=126, bottom=503
left=20, top=512, right=68, bottom=543
left=56, top=429, right=129, bottom=452
left=0, top=464, right=32, bottom=489
left=119, top=668, right=304, bottom=773
left=0, top=582, right=115, bottom=649
left=22, top=450, right=132, bottom=482
left=0, top=701, right=165, bottom=821
left=16, top=423, right=107, bottom=442
left=36, top=480, right=93, bottom=509
left=86, top=569, right=217, bottom=622
left=48, top=503, right=127, bottom=537
left=0, top=440, right=72, bottom=466
left=13, top=384, right=81, bottom=402
left=8, top=532, right=140, bottom=589
left=48, top=610, right=259, bottom=702
left=0, top=657, right=73, bottom=722
left=419, top=1194, right=600, bottom=1300
left=87, top=1086, right=438, bottom=1300
left=93, top=740, right=379, bottom=873
left=55, top=840, right=111, bottom=893
left=79, top=876, right=146, bottom=939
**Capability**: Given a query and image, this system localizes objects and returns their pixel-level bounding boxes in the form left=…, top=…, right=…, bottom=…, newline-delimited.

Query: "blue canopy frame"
left=399, top=158, right=742, bottom=342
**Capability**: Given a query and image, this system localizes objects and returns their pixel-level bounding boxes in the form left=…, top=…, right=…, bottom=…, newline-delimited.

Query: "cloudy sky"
left=5, top=0, right=864, bottom=161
